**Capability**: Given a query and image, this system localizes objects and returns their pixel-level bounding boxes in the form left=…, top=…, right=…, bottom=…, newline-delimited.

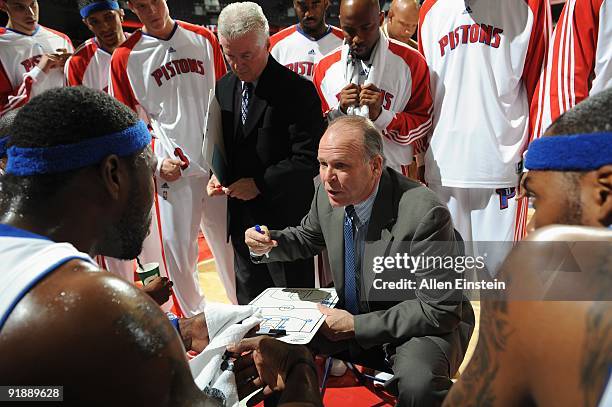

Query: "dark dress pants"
left=310, top=321, right=474, bottom=407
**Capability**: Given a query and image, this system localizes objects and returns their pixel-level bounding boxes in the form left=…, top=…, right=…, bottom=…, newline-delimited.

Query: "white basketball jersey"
left=0, top=25, right=73, bottom=115
left=0, top=224, right=95, bottom=330
left=65, top=37, right=114, bottom=91
left=531, top=0, right=612, bottom=139
left=419, top=0, right=550, bottom=187
left=109, top=21, right=227, bottom=317
left=109, top=21, right=226, bottom=167
left=270, top=24, right=343, bottom=81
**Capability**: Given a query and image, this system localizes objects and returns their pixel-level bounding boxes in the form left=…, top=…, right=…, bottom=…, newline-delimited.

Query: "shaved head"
left=387, top=0, right=419, bottom=45
left=390, top=0, right=419, bottom=15
left=339, top=0, right=384, bottom=59
left=341, top=0, right=380, bottom=11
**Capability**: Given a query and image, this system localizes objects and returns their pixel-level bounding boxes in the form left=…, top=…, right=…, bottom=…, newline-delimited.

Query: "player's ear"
left=594, top=165, right=612, bottom=226
left=98, top=154, right=123, bottom=201
left=119, top=8, right=125, bottom=21
left=0, top=1, right=8, bottom=13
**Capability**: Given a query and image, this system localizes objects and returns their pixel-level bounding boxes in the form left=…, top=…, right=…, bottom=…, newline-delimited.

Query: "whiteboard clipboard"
left=249, top=287, right=339, bottom=345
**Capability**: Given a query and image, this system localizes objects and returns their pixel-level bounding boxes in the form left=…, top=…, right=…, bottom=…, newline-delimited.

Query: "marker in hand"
left=255, top=224, right=270, bottom=258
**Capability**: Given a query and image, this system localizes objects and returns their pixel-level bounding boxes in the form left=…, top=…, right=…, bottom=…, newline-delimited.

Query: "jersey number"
left=495, top=187, right=516, bottom=210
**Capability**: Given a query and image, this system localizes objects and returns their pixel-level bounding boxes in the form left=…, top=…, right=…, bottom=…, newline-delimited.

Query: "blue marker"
left=254, top=224, right=270, bottom=258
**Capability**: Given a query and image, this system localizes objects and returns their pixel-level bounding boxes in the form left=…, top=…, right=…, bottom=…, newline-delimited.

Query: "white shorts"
left=428, top=183, right=526, bottom=242
left=429, top=183, right=527, bottom=277
left=139, top=174, right=207, bottom=317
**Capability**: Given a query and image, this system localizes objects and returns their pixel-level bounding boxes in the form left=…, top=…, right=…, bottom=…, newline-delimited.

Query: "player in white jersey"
left=110, top=0, right=234, bottom=315
left=0, top=0, right=73, bottom=115
left=418, top=0, right=551, bottom=242
left=531, top=0, right=612, bottom=139
left=270, top=0, right=343, bottom=81
left=313, top=0, right=433, bottom=176
left=65, top=0, right=127, bottom=92
left=65, top=1, right=138, bottom=284
left=0, top=87, right=161, bottom=325
left=0, top=88, right=260, bottom=405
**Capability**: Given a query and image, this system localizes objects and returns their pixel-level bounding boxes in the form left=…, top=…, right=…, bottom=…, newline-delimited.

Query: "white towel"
left=189, top=302, right=262, bottom=407
left=342, top=31, right=387, bottom=118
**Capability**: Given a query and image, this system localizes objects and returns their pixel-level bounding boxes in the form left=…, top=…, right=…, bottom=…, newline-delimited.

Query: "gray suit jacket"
left=263, top=168, right=474, bottom=353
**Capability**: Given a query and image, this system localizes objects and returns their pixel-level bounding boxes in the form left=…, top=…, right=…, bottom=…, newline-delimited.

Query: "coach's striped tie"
left=241, top=82, right=252, bottom=125
left=343, top=205, right=359, bottom=314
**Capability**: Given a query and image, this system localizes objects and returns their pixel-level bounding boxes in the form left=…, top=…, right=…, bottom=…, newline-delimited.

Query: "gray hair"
left=328, top=116, right=386, bottom=165
left=218, top=2, right=269, bottom=47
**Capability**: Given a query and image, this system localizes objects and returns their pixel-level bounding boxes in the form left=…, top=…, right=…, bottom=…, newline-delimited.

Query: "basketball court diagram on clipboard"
left=249, top=288, right=339, bottom=344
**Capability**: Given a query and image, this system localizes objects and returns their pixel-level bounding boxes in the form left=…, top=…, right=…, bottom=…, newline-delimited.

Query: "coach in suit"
left=246, top=116, right=475, bottom=406
left=208, top=2, right=325, bottom=304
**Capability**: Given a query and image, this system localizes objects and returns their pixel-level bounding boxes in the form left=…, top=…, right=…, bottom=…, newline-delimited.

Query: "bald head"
left=339, top=0, right=384, bottom=59
left=390, top=0, right=419, bottom=16
left=387, top=0, right=419, bottom=45
left=341, top=0, right=380, bottom=12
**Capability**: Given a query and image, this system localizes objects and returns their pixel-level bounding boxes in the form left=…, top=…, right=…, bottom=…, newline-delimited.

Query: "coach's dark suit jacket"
left=215, top=55, right=325, bottom=237
left=262, top=168, right=475, bottom=371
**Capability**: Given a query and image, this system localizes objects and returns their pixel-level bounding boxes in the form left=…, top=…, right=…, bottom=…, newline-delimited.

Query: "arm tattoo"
left=581, top=255, right=612, bottom=407
left=444, top=272, right=513, bottom=407
left=581, top=302, right=611, bottom=407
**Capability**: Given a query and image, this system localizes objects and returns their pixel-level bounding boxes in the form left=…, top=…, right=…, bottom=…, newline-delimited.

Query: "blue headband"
left=525, top=132, right=612, bottom=171
left=80, top=1, right=120, bottom=19
left=0, top=136, right=7, bottom=158
left=5, top=120, right=151, bottom=176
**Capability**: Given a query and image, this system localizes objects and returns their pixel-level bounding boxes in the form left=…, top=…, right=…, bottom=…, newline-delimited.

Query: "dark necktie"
left=343, top=205, right=359, bottom=314
left=241, top=82, right=252, bottom=125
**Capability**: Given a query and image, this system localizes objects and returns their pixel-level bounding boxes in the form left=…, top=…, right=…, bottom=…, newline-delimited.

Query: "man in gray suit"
left=246, top=116, right=475, bottom=406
